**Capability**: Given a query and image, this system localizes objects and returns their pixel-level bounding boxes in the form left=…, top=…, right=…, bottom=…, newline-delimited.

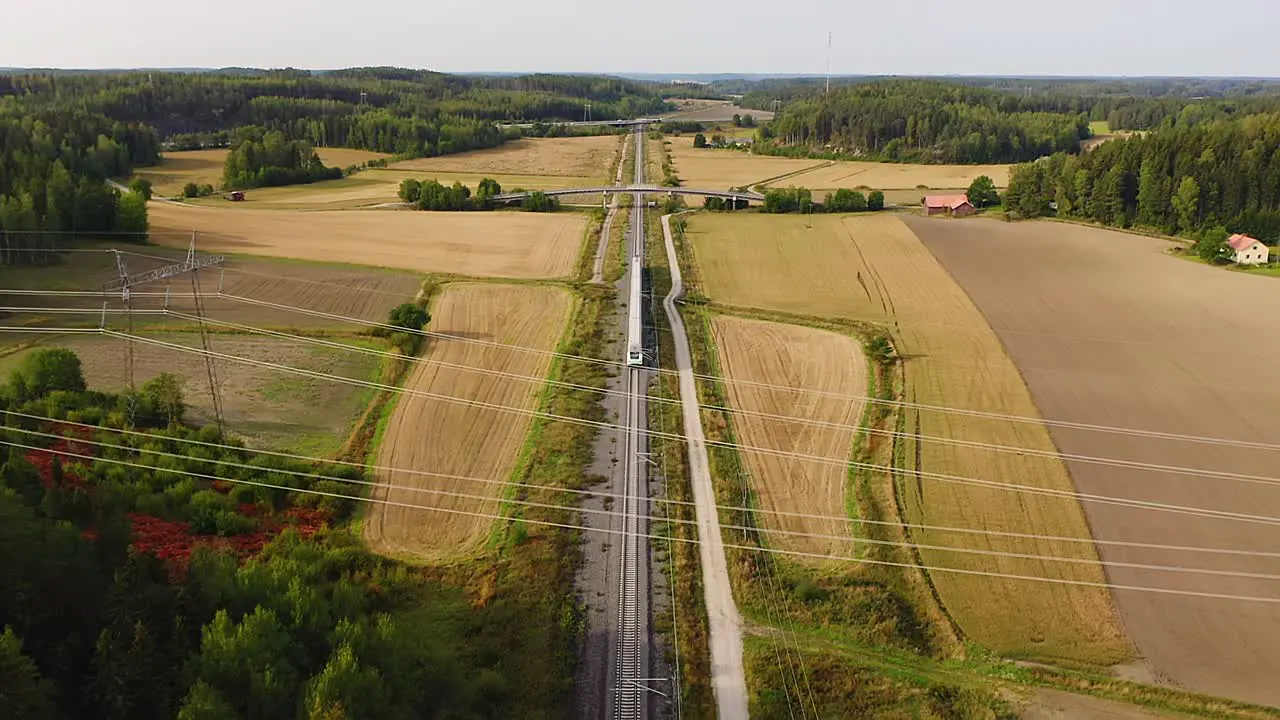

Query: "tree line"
left=0, top=348, right=522, bottom=718
left=702, top=186, right=886, bottom=213
left=397, top=177, right=559, bottom=213
left=0, top=110, right=155, bottom=264
left=1004, top=112, right=1280, bottom=244
left=755, top=80, right=1089, bottom=164
left=222, top=128, right=342, bottom=190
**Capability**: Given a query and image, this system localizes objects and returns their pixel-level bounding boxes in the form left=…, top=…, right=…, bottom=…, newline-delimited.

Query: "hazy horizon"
left=5, top=0, right=1280, bottom=77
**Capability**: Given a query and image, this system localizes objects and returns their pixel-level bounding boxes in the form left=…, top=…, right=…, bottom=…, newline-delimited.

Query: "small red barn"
left=923, top=194, right=975, bottom=217
left=226, top=191, right=245, bottom=202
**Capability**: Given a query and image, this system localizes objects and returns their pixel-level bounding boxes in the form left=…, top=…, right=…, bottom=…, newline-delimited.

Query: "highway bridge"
left=492, top=185, right=764, bottom=203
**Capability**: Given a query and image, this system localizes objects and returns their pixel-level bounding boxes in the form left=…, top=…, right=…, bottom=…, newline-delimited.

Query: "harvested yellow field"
left=390, top=136, right=618, bottom=179
left=131, top=149, right=226, bottom=196
left=370, top=169, right=600, bottom=192
left=712, top=315, right=865, bottom=557
left=685, top=214, right=880, bottom=320
left=189, top=169, right=601, bottom=210
left=687, top=212, right=1126, bottom=663
left=665, top=100, right=775, bottom=123
left=132, top=147, right=391, bottom=197
left=667, top=135, right=825, bottom=190
left=149, top=203, right=584, bottom=279
left=766, top=160, right=1010, bottom=191
left=315, top=147, right=392, bottom=167
left=365, top=283, right=572, bottom=559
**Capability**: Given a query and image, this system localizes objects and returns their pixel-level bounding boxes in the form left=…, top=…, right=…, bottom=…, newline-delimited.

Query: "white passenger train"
left=626, top=255, right=644, bottom=366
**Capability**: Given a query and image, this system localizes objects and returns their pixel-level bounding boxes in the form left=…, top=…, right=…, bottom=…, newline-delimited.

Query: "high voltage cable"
left=15, top=286, right=1274, bottom=454
left=88, top=329, right=1280, bottom=527
left=10, top=408, right=1276, bottom=560
left=134, top=309, right=1280, bottom=490
left=109, top=249, right=422, bottom=300
left=6, top=437, right=1280, bottom=605
left=9, top=303, right=1280, bottom=497
left=10, top=322, right=1280, bottom=529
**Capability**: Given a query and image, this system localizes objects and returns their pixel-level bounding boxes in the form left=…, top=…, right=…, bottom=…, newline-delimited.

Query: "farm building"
left=1227, top=234, right=1269, bottom=265
left=923, top=194, right=976, bottom=217
left=225, top=191, right=245, bottom=202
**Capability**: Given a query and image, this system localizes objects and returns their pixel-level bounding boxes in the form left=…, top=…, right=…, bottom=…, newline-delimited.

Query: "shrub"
left=9, top=348, right=85, bottom=400
left=129, top=177, right=154, bottom=200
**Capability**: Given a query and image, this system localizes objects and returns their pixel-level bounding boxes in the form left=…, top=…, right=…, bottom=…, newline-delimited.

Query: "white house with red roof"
left=1227, top=233, right=1269, bottom=265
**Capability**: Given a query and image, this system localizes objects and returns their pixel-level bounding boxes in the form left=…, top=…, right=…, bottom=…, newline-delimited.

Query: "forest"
left=1003, top=112, right=1280, bottom=243
left=0, top=109, right=154, bottom=263
left=0, top=348, right=533, bottom=719
left=0, top=70, right=669, bottom=152
left=755, top=80, right=1090, bottom=163
left=739, top=76, right=1280, bottom=137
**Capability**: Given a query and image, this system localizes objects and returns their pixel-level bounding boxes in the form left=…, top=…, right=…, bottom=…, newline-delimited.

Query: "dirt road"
left=661, top=213, right=748, bottom=718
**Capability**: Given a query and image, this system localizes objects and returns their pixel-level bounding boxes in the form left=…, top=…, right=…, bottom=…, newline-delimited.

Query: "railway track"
left=613, top=124, right=652, bottom=720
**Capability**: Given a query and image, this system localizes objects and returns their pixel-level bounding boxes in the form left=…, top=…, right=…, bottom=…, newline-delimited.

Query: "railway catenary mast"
left=626, top=255, right=644, bottom=366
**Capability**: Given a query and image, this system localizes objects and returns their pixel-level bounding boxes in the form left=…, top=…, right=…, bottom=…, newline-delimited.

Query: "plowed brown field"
left=712, top=315, right=865, bottom=556
left=149, top=203, right=585, bottom=279
left=364, top=283, right=572, bottom=559
left=906, top=216, right=1280, bottom=707
left=0, top=245, right=421, bottom=332
left=686, top=212, right=1126, bottom=663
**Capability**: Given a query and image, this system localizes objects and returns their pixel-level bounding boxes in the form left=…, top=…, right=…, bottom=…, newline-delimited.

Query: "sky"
left=5, top=0, right=1280, bottom=77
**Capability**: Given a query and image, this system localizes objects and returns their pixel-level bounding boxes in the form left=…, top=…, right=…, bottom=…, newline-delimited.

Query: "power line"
left=94, top=328, right=1280, bottom=528
left=12, top=408, right=1278, bottom=561
left=129, top=309, right=1280, bottom=491
left=12, top=322, right=1280, bottom=529
left=205, top=292, right=1280, bottom=454
left=7, top=437, right=1280, bottom=605
left=13, top=287, right=1280, bottom=454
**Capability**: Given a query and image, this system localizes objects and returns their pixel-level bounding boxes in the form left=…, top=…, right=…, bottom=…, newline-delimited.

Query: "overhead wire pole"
left=109, top=250, right=137, bottom=424
left=99, top=234, right=227, bottom=431
left=187, top=232, right=225, bottom=435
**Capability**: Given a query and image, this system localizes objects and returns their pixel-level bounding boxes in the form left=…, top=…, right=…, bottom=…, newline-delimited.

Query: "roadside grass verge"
left=647, top=210, right=714, bottom=717
left=574, top=208, right=607, bottom=282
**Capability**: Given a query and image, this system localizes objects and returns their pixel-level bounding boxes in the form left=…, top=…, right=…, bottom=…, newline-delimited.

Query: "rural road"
left=660, top=212, right=749, bottom=718
left=590, top=134, right=628, bottom=284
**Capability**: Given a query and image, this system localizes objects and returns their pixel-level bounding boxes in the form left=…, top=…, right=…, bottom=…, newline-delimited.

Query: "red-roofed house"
left=923, top=194, right=976, bottom=217
left=1227, top=233, right=1269, bottom=265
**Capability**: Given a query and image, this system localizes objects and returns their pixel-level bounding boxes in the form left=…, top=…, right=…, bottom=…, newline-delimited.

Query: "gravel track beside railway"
left=661, top=213, right=748, bottom=718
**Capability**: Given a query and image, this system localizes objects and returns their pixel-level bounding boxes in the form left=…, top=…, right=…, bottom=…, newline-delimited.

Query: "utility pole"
left=826, top=31, right=832, bottom=98
left=104, top=235, right=227, bottom=431
left=584, top=100, right=592, bottom=123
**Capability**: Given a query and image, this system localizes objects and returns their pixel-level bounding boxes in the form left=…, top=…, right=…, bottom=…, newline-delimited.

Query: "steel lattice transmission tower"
left=105, top=233, right=226, bottom=430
